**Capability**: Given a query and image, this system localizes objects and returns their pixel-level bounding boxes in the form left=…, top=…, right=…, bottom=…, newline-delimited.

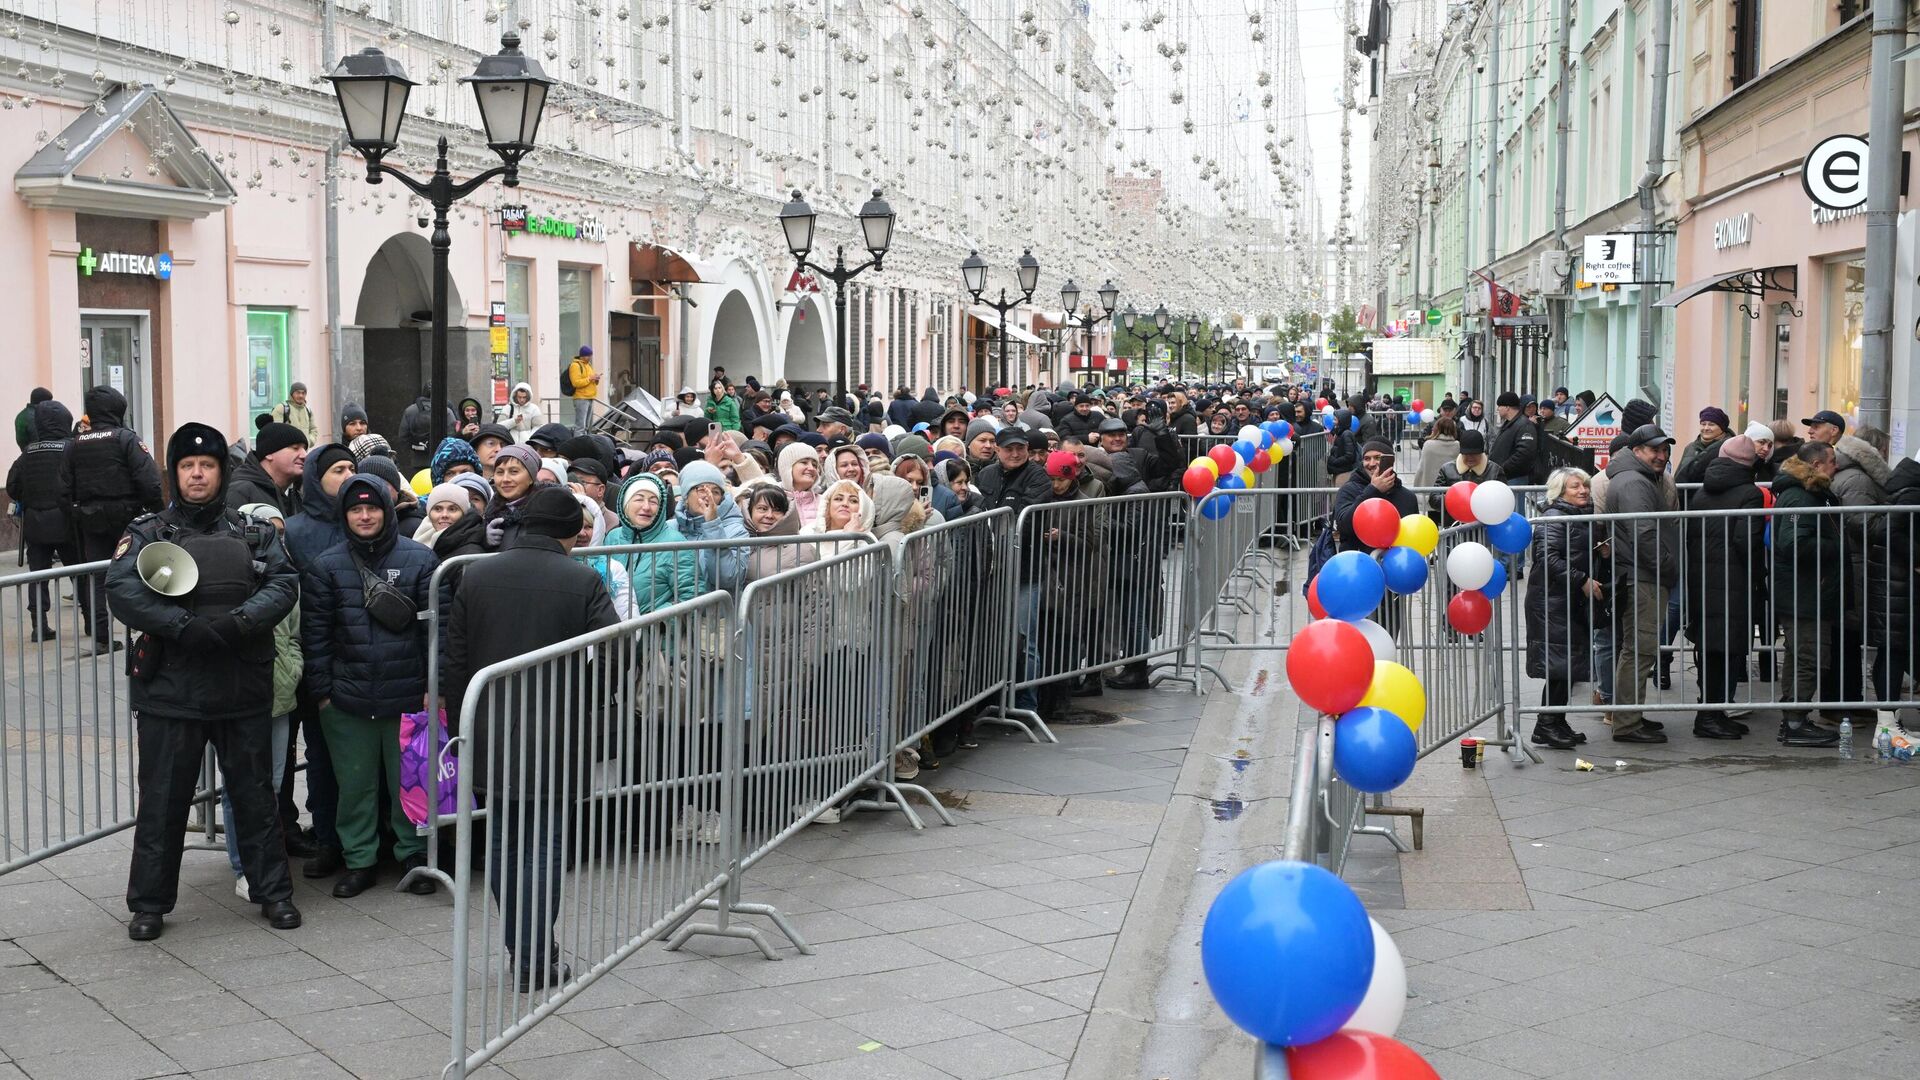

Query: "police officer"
left=4, top=396, right=77, bottom=641
left=107, top=422, right=302, bottom=940
left=61, top=386, right=163, bottom=653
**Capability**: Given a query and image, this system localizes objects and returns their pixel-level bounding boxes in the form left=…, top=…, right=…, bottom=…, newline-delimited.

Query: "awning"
left=628, top=242, right=702, bottom=284
left=1655, top=266, right=1797, bottom=308
left=967, top=305, right=1044, bottom=345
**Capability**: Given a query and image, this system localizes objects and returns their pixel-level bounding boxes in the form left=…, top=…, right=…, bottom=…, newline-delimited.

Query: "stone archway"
left=781, top=294, right=832, bottom=395
left=706, top=290, right=764, bottom=388
left=355, top=233, right=466, bottom=445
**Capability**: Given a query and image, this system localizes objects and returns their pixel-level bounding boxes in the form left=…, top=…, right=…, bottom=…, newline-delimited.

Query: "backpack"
left=1304, top=522, right=1337, bottom=595
left=560, top=362, right=576, bottom=396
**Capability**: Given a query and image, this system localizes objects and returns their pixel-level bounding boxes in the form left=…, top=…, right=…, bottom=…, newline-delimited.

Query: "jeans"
left=573, top=397, right=593, bottom=430
left=1593, top=625, right=1615, bottom=702
left=1014, top=584, right=1040, bottom=711
left=224, top=715, right=291, bottom=875
left=1610, top=582, right=1668, bottom=735
left=488, top=797, right=564, bottom=973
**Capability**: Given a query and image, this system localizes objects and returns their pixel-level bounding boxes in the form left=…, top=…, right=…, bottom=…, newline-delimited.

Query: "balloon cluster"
left=1438, top=479, right=1529, bottom=635
left=1402, top=398, right=1436, bottom=427
left=1182, top=421, right=1296, bottom=520
left=1202, top=861, right=1434, bottom=1077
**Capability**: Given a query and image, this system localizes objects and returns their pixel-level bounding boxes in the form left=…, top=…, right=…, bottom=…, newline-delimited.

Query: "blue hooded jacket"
left=301, top=475, right=439, bottom=717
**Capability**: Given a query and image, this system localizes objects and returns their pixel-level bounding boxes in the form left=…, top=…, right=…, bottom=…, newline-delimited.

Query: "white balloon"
left=1321, top=404, right=1335, bottom=414
left=1349, top=618, right=1397, bottom=664
left=1420, top=408, right=1436, bottom=423
left=1469, top=480, right=1515, bottom=525
left=1275, top=436, right=1294, bottom=457
left=1345, top=918, right=1407, bottom=1037
left=1238, top=424, right=1265, bottom=445
left=1446, top=541, right=1495, bottom=591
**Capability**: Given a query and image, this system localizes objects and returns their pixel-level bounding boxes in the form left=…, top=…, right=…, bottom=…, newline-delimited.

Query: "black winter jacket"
left=1055, top=409, right=1103, bottom=442
left=284, top=444, right=349, bottom=571
left=6, top=401, right=75, bottom=544
left=1333, top=472, right=1418, bottom=553
left=1489, top=417, right=1539, bottom=482
left=225, top=457, right=294, bottom=517
left=446, top=533, right=618, bottom=800
left=61, top=386, right=162, bottom=536
left=1683, top=457, right=1766, bottom=655
left=301, top=476, right=438, bottom=718
left=1770, top=455, right=1841, bottom=619
left=1431, top=459, right=1507, bottom=523
left=106, top=497, right=297, bottom=721
left=1325, top=411, right=1359, bottom=477
left=1525, top=498, right=1600, bottom=682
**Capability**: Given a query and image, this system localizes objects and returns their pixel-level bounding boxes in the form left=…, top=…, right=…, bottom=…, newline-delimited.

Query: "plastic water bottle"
left=1838, top=718, right=1854, bottom=760
left=1875, top=726, right=1893, bottom=762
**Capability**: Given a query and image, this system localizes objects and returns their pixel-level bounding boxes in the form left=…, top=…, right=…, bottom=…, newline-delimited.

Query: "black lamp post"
left=1182, top=315, right=1202, bottom=383
left=327, top=33, right=553, bottom=449
left=961, top=249, right=1039, bottom=390
left=1059, top=278, right=1119, bottom=385
left=779, top=189, right=895, bottom=409
left=1193, top=322, right=1226, bottom=386
left=1120, top=303, right=1172, bottom=383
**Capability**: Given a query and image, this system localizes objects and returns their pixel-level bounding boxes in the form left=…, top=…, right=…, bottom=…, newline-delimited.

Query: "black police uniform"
left=106, top=423, right=300, bottom=932
left=4, top=399, right=77, bottom=636
left=61, top=386, right=163, bottom=647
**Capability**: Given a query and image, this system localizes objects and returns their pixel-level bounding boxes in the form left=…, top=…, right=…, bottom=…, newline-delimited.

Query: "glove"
left=176, top=618, right=224, bottom=653
left=207, top=614, right=244, bottom=646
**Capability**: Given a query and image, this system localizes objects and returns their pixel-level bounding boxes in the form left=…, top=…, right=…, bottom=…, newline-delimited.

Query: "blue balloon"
left=1262, top=420, right=1286, bottom=441
left=1233, top=438, right=1259, bottom=463
left=1199, top=490, right=1235, bottom=520
left=1486, top=512, right=1533, bottom=554
left=1315, top=550, right=1385, bottom=621
left=1333, top=705, right=1419, bottom=793
left=1257, top=429, right=1275, bottom=450
left=1201, top=860, right=1376, bottom=1046
left=1380, top=545, right=1430, bottom=595
left=1349, top=415, right=1362, bottom=433
left=1274, top=419, right=1292, bottom=440
left=1321, top=413, right=1338, bottom=432
left=1482, top=559, right=1509, bottom=600
left=1217, top=472, right=1246, bottom=490
left=1406, top=410, right=1420, bottom=425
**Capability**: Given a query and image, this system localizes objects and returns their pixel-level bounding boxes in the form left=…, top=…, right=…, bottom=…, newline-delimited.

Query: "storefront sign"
left=500, top=205, right=528, bottom=231
left=1581, top=234, right=1634, bottom=283
left=1812, top=202, right=1867, bottom=226
left=1712, top=212, right=1752, bottom=249
left=1803, top=134, right=1869, bottom=211
left=76, top=247, right=172, bottom=280
left=489, top=301, right=507, bottom=327
left=1425, top=308, right=1442, bottom=326
left=1567, top=392, right=1625, bottom=469
left=489, top=326, right=509, bottom=354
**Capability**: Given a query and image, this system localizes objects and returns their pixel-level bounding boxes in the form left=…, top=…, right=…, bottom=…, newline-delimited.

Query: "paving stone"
left=5, top=1042, right=181, bottom=1080
left=730, top=1017, right=872, bottom=1067
left=626, top=1032, right=781, bottom=1080
left=150, top=1017, right=315, bottom=1072
left=904, top=1030, right=1061, bottom=1080
left=676, top=985, right=822, bottom=1033
left=569, top=1000, right=719, bottom=1046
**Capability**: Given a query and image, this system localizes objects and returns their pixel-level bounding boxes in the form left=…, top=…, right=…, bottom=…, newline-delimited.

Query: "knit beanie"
left=426, top=482, right=470, bottom=512
left=1743, top=421, right=1773, bottom=442
left=520, top=486, right=585, bottom=539
left=254, top=422, right=308, bottom=459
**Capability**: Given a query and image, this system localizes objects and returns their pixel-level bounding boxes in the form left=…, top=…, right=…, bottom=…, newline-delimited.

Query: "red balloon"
left=1315, top=397, right=1328, bottom=409
left=1761, top=487, right=1776, bottom=509
left=1409, top=399, right=1425, bottom=413
left=1306, top=577, right=1328, bottom=620
left=1251, top=448, right=1273, bottom=472
left=1443, top=481, right=1478, bottom=523
left=1351, top=499, right=1401, bottom=550
left=1448, top=589, right=1492, bottom=634
left=1285, top=619, right=1374, bottom=715
left=1183, top=464, right=1217, bottom=499
left=1287, top=1031, right=1442, bottom=1080
left=1208, top=444, right=1240, bottom=474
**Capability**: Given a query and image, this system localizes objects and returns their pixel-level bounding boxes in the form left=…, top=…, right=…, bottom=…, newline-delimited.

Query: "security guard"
left=107, top=422, right=302, bottom=940
left=61, top=385, right=163, bottom=653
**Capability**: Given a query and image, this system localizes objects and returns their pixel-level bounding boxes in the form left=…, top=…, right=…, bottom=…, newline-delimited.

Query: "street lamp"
left=1193, top=323, right=1226, bottom=386
left=327, top=33, right=552, bottom=448
left=1060, top=278, right=1119, bottom=386
left=779, top=189, right=895, bottom=408
left=1123, top=303, right=1172, bottom=382
left=961, top=249, right=1040, bottom=391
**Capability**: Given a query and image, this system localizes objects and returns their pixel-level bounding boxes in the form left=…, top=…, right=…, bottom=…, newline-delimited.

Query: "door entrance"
left=80, top=314, right=150, bottom=434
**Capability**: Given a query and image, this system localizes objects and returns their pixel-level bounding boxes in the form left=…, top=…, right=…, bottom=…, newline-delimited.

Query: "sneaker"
left=670, top=805, right=700, bottom=840
left=815, top=805, right=842, bottom=824
left=895, top=747, right=921, bottom=780
left=234, top=876, right=251, bottom=902
left=695, top=811, right=725, bottom=845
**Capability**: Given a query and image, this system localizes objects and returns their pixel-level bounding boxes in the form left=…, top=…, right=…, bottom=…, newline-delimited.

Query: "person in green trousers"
left=300, top=473, right=441, bottom=897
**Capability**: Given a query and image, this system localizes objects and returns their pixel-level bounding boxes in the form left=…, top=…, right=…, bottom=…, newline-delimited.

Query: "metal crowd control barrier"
left=406, top=534, right=874, bottom=896
left=446, top=591, right=738, bottom=1079
left=1003, top=492, right=1197, bottom=720
left=1505, top=498, right=1920, bottom=736
left=1, top=560, right=226, bottom=876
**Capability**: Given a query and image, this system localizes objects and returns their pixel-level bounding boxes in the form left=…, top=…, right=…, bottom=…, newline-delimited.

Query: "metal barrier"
left=446, top=591, right=738, bottom=1078
left=1507, top=499, right=1920, bottom=736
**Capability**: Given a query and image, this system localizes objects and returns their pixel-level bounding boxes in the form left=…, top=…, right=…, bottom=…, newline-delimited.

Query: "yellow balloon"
left=1395, top=514, right=1439, bottom=558
left=1235, top=466, right=1256, bottom=489
left=1193, top=455, right=1221, bottom=478
left=1361, top=661, right=1426, bottom=731
left=410, top=469, right=433, bottom=496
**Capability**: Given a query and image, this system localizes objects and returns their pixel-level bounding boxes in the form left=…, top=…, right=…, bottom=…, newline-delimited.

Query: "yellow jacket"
left=568, top=357, right=598, bottom=399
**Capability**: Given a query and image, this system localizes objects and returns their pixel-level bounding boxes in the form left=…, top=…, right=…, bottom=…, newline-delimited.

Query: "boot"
left=1656, top=658, right=1672, bottom=690
left=1105, top=662, right=1152, bottom=690
left=1780, top=718, right=1839, bottom=747
left=1691, top=712, right=1741, bottom=740
left=1070, top=674, right=1105, bottom=698
left=1530, top=720, right=1578, bottom=750
left=30, top=620, right=56, bottom=643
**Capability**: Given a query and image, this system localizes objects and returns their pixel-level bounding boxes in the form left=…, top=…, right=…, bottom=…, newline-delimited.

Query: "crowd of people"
left=8, top=373, right=1919, bottom=979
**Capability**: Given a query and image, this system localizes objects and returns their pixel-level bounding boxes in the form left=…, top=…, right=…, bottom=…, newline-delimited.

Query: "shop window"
left=1821, top=257, right=1866, bottom=418
left=558, top=266, right=591, bottom=371
left=246, top=309, right=292, bottom=415
left=1721, top=295, right=1752, bottom=430
left=504, top=260, right=532, bottom=391
left=1730, top=0, right=1762, bottom=89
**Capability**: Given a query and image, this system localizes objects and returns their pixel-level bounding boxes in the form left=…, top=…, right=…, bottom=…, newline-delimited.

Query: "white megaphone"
left=136, top=541, right=199, bottom=597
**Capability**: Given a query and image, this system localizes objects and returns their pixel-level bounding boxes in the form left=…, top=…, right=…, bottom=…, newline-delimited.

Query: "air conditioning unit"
left=1537, top=249, right=1571, bottom=299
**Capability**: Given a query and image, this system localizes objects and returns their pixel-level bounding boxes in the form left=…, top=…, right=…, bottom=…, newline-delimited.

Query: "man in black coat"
left=1489, top=391, right=1539, bottom=481
left=973, top=427, right=1053, bottom=517
left=106, top=422, right=301, bottom=940
left=1334, top=442, right=1420, bottom=635
left=1055, top=393, right=1104, bottom=441
left=62, top=385, right=164, bottom=653
left=6, top=399, right=77, bottom=640
left=446, top=486, right=617, bottom=992
left=226, top=422, right=308, bottom=516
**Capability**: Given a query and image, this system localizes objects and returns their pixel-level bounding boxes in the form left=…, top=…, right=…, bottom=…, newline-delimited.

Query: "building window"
left=558, top=266, right=591, bottom=370
left=504, top=260, right=532, bottom=389
left=1721, top=295, right=1753, bottom=431
left=1731, top=0, right=1762, bottom=89
left=1822, top=257, right=1866, bottom=418
left=245, top=309, right=292, bottom=415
